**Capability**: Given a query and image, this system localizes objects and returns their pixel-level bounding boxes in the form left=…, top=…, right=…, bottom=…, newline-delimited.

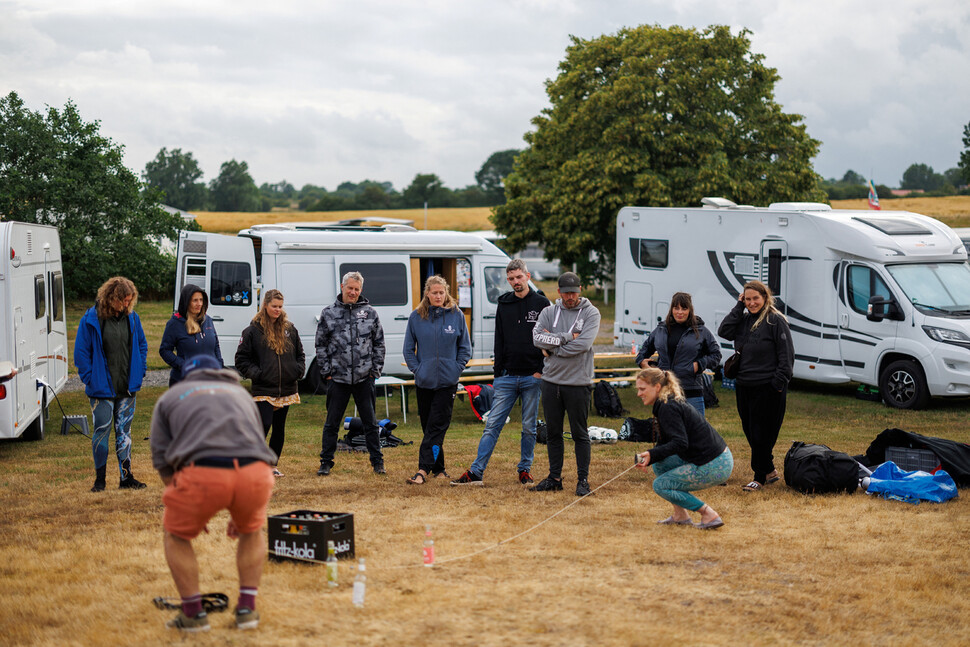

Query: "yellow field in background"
left=195, top=207, right=495, bottom=234
left=832, top=195, right=970, bottom=227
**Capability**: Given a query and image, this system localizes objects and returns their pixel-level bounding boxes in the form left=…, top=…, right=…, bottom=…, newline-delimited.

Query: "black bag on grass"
left=593, top=381, right=627, bottom=418
left=784, top=441, right=858, bottom=494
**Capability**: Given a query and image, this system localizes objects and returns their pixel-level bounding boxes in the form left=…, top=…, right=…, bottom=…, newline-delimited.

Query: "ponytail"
left=636, top=367, right=686, bottom=403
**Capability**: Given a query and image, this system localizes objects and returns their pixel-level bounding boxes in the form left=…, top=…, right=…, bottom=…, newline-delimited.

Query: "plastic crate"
left=885, top=446, right=940, bottom=473
left=267, top=510, right=354, bottom=564
left=721, top=378, right=736, bottom=391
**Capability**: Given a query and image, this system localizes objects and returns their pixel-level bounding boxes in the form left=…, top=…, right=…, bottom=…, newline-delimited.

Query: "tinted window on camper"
left=846, top=265, right=892, bottom=314
left=210, top=262, right=253, bottom=306
left=51, top=272, right=64, bottom=322
left=34, top=275, right=45, bottom=319
left=629, top=238, right=668, bottom=269
left=338, top=262, right=408, bottom=306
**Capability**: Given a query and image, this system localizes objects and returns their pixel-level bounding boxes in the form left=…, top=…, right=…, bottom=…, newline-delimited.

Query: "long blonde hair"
left=95, top=277, right=138, bottom=319
left=636, top=367, right=685, bottom=403
left=743, top=280, right=786, bottom=330
left=184, top=288, right=206, bottom=335
left=416, top=275, right=457, bottom=319
left=251, top=289, right=292, bottom=355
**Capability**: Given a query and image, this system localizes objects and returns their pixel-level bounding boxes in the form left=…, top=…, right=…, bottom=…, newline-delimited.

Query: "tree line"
left=822, top=165, right=969, bottom=201
left=144, top=149, right=519, bottom=212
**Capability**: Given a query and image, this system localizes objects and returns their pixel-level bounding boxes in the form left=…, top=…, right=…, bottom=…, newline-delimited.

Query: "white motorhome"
left=174, top=223, right=515, bottom=386
left=614, top=198, right=970, bottom=409
left=0, top=221, right=68, bottom=439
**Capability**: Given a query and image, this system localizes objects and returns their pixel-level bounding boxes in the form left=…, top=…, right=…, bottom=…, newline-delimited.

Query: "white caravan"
left=0, top=221, right=68, bottom=439
left=614, top=198, right=970, bottom=409
left=174, top=223, right=515, bottom=386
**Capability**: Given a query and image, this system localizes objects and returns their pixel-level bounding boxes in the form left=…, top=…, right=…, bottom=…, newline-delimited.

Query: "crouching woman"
left=634, top=368, right=733, bottom=530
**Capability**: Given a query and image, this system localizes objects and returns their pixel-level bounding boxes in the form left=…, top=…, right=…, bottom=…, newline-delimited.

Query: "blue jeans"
left=651, top=448, right=733, bottom=511
left=90, top=396, right=136, bottom=478
left=685, top=396, right=705, bottom=416
left=470, top=375, right=541, bottom=476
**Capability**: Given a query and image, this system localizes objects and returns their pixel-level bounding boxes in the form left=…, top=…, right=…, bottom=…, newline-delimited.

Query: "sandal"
left=765, top=470, right=780, bottom=485
left=657, top=516, right=693, bottom=526
left=432, top=470, right=450, bottom=479
left=407, top=472, right=427, bottom=485
left=273, top=468, right=284, bottom=478
left=741, top=481, right=763, bottom=492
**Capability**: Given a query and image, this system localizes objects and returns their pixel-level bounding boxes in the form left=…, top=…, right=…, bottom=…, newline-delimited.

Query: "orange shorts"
left=163, top=460, right=274, bottom=540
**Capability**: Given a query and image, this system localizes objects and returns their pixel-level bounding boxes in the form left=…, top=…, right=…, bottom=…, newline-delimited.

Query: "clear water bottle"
left=423, top=525, right=434, bottom=567
left=352, top=558, right=366, bottom=608
left=326, top=540, right=338, bottom=588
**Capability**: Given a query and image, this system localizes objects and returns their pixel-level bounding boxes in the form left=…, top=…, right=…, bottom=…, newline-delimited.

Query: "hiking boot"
left=518, top=470, right=534, bottom=485
left=91, top=479, right=106, bottom=493
left=91, top=466, right=106, bottom=492
left=529, top=477, right=563, bottom=492
left=317, top=464, right=332, bottom=476
left=450, top=470, right=484, bottom=486
left=166, top=610, right=210, bottom=632
left=373, top=463, right=386, bottom=475
left=234, top=606, right=260, bottom=630
left=119, top=476, right=147, bottom=490
left=575, top=479, right=592, bottom=497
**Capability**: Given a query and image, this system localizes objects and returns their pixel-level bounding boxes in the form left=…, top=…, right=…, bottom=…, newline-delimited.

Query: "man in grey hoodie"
left=531, top=272, right=601, bottom=496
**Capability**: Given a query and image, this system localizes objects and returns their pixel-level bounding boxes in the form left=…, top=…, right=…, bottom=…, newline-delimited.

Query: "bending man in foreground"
left=150, top=355, right=277, bottom=633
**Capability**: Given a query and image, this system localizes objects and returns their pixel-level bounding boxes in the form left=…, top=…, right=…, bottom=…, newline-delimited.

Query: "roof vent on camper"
left=767, top=202, right=831, bottom=211
left=701, top=197, right=738, bottom=209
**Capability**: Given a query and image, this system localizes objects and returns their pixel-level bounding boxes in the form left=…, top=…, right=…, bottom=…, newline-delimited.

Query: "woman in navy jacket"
left=635, top=292, right=721, bottom=415
left=403, top=275, right=471, bottom=484
left=159, top=284, right=223, bottom=386
left=74, top=277, right=148, bottom=493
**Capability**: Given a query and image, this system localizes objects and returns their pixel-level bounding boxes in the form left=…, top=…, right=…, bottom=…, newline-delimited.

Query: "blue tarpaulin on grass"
left=866, top=461, right=959, bottom=505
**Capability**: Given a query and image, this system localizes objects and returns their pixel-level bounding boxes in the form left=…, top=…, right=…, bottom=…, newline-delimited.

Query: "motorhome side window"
left=34, top=275, right=46, bottom=319
left=846, top=265, right=892, bottom=315
left=210, top=261, right=253, bottom=306
left=51, top=272, right=64, bottom=322
left=484, top=267, right=506, bottom=303
left=629, top=238, right=669, bottom=269
left=338, top=263, right=408, bottom=306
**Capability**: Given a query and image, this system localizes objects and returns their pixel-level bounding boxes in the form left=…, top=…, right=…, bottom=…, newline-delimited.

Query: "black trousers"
left=319, top=378, right=383, bottom=467
left=256, top=401, right=289, bottom=459
left=735, top=382, right=787, bottom=483
left=415, top=385, right=456, bottom=474
left=540, top=381, right=591, bottom=481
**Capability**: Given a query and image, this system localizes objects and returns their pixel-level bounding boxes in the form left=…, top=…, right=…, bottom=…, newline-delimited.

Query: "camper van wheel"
left=878, top=359, right=929, bottom=410
left=21, top=412, right=45, bottom=442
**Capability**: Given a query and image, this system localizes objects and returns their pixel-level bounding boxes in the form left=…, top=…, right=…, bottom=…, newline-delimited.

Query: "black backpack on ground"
left=593, top=381, right=627, bottom=418
left=784, top=441, right=858, bottom=494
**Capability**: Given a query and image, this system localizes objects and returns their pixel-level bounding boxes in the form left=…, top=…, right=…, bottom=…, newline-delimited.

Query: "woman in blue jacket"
left=403, top=275, right=471, bottom=484
left=159, top=284, right=223, bottom=385
left=74, top=277, right=148, bottom=493
left=635, top=292, right=721, bottom=415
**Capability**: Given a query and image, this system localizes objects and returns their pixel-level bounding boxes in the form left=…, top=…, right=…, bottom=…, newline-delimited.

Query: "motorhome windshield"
left=887, top=262, right=970, bottom=315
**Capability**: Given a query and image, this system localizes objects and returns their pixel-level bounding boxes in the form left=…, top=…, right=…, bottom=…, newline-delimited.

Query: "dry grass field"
left=832, top=195, right=970, bottom=227
left=195, top=207, right=495, bottom=235
left=1, top=373, right=968, bottom=645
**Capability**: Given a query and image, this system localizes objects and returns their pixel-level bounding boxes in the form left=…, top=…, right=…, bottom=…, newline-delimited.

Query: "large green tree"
left=475, top=149, right=520, bottom=204
left=402, top=173, right=443, bottom=208
left=0, top=91, right=184, bottom=298
left=142, top=147, right=208, bottom=211
left=493, top=25, right=824, bottom=282
left=900, top=163, right=944, bottom=192
left=209, top=159, right=260, bottom=211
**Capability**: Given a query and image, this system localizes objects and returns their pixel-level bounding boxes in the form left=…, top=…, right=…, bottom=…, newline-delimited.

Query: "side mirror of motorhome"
left=866, top=296, right=901, bottom=322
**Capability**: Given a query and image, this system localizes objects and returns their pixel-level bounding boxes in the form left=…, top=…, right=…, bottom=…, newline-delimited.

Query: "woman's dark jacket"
left=159, top=284, right=224, bottom=384
left=635, top=317, right=721, bottom=394
left=234, top=320, right=306, bottom=397
left=648, top=398, right=728, bottom=466
left=717, top=301, right=794, bottom=391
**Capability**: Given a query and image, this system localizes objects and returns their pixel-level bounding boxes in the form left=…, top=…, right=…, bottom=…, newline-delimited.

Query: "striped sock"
left=239, top=587, right=258, bottom=611
left=182, top=593, right=203, bottom=617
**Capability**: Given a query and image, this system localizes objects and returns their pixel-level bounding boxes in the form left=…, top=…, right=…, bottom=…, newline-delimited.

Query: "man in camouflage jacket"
left=315, top=271, right=387, bottom=475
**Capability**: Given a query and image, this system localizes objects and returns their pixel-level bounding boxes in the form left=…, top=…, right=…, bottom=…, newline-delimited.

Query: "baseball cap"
left=557, top=272, right=582, bottom=293
left=182, top=355, right=223, bottom=375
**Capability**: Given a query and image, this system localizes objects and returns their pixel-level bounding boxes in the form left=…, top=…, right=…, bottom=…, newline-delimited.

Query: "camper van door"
left=837, top=262, right=899, bottom=382
left=176, top=231, right=257, bottom=362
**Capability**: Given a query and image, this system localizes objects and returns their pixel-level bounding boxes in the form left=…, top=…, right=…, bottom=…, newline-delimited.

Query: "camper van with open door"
left=614, top=198, right=970, bottom=409
left=0, top=221, right=68, bottom=439
left=174, top=223, right=514, bottom=386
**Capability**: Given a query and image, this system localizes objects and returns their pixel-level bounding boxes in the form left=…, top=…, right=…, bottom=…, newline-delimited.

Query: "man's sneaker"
left=575, top=479, right=592, bottom=497
left=317, top=464, right=332, bottom=476
left=234, top=606, right=259, bottom=630
left=518, top=470, right=534, bottom=485
left=119, top=476, right=147, bottom=490
left=529, top=477, right=563, bottom=492
left=450, top=470, right=484, bottom=486
left=166, top=610, right=210, bottom=632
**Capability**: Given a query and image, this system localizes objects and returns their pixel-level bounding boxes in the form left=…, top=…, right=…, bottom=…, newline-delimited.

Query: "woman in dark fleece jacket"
left=717, top=280, right=794, bottom=492
left=159, top=284, right=223, bottom=386
left=634, top=367, right=733, bottom=530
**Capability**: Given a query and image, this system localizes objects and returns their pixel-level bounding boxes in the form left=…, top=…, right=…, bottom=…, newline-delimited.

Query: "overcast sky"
left=2, top=0, right=969, bottom=194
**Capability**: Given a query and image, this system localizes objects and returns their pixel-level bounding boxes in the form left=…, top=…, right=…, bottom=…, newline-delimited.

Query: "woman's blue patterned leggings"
left=652, top=448, right=734, bottom=511
left=90, top=396, right=137, bottom=478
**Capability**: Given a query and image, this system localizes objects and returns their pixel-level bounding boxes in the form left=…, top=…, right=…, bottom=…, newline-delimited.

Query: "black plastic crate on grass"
left=267, top=510, right=354, bottom=564
left=885, top=446, right=941, bottom=473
